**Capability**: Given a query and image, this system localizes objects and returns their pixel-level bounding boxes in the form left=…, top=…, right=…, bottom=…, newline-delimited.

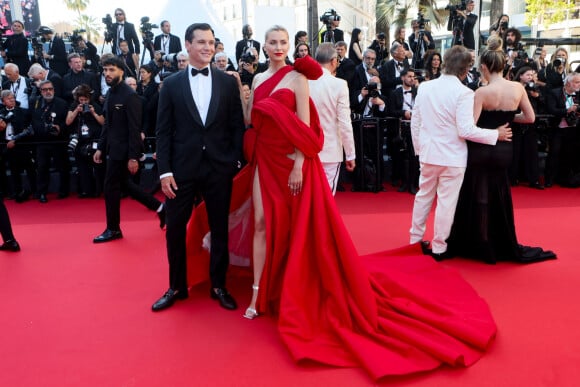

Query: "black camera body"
left=525, top=82, right=539, bottom=92
left=320, top=9, right=340, bottom=26
left=417, top=11, right=430, bottom=31
left=140, top=16, right=158, bottom=45
left=102, top=14, right=115, bottom=43
left=0, top=111, right=14, bottom=123
left=366, top=82, right=379, bottom=98
left=240, top=50, right=256, bottom=64
left=445, top=0, right=467, bottom=14
left=554, top=56, right=567, bottom=67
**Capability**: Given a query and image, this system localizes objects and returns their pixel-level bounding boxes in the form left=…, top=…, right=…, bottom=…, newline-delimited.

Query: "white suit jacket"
left=309, top=68, right=355, bottom=163
left=411, top=74, right=499, bottom=168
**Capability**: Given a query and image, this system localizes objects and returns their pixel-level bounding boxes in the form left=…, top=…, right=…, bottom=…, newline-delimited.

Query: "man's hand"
left=128, top=159, right=139, bottom=175
left=93, top=149, right=103, bottom=164
left=7, top=140, right=16, bottom=149
left=370, top=97, right=384, bottom=107
left=497, top=123, right=512, bottom=142
left=345, top=160, right=355, bottom=172
left=404, top=110, right=412, bottom=120
left=161, top=176, right=178, bottom=199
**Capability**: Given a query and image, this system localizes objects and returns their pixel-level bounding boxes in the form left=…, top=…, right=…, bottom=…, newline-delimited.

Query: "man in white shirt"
left=309, top=43, right=355, bottom=195
left=409, top=45, right=512, bottom=259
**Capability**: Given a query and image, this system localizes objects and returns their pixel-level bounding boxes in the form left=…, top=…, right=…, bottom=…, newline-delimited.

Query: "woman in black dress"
left=447, top=37, right=556, bottom=264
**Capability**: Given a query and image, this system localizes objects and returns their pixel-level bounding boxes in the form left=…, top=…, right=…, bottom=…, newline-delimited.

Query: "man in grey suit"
left=152, top=23, right=245, bottom=312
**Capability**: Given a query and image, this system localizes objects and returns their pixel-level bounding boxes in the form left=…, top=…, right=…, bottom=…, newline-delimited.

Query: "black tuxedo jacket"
left=389, top=87, right=417, bottom=119
left=156, top=68, right=245, bottom=181
left=153, top=34, right=182, bottom=54
left=379, top=59, right=409, bottom=96
left=112, top=22, right=141, bottom=55
left=546, top=87, right=579, bottom=125
left=98, top=81, right=143, bottom=161
left=48, top=36, right=68, bottom=76
left=30, top=96, right=68, bottom=141
left=235, top=39, right=261, bottom=63
left=350, top=63, right=373, bottom=108
left=0, top=106, right=31, bottom=143
left=336, top=57, right=356, bottom=87
left=63, top=70, right=100, bottom=104
left=450, top=14, right=478, bottom=50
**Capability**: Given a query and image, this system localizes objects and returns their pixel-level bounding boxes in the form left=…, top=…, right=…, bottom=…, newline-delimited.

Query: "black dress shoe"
left=430, top=250, right=454, bottom=261
left=39, top=194, right=48, bottom=203
left=0, top=240, right=20, bottom=252
left=210, top=288, right=237, bottom=310
left=157, top=206, right=166, bottom=229
left=530, top=182, right=544, bottom=190
left=152, top=288, right=188, bottom=311
left=93, top=229, right=123, bottom=243
left=409, top=186, right=418, bottom=195
left=57, top=192, right=69, bottom=199
left=15, top=190, right=31, bottom=203
left=420, top=240, right=431, bottom=255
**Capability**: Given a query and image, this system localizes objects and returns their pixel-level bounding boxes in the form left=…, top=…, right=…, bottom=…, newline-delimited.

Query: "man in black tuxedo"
left=152, top=23, right=245, bottom=312
left=379, top=42, right=410, bottom=97
left=154, top=20, right=182, bottom=55
left=350, top=48, right=379, bottom=108
left=38, top=26, right=68, bottom=77
left=111, top=8, right=140, bottom=66
left=334, top=41, right=356, bottom=87
left=235, top=24, right=260, bottom=63
left=449, top=0, right=478, bottom=50
left=63, top=53, right=100, bottom=105
left=28, top=63, right=64, bottom=98
left=92, top=56, right=165, bottom=243
left=388, top=68, right=419, bottom=194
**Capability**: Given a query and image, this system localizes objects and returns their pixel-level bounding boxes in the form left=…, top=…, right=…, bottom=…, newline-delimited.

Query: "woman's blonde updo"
left=480, top=36, right=506, bottom=73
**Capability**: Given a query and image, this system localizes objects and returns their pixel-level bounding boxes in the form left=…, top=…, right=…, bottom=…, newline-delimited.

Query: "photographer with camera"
left=70, top=32, right=100, bottom=73
left=510, top=66, right=543, bottom=189
left=368, top=32, right=389, bottom=67
left=153, top=20, right=181, bottom=58
left=111, top=8, right=140, bottom=69
left=235, top=24, right=260, bottom=63
left=545, top=73, right=580, bottom=187
left=489, top=14, right=509, bottom=38
left=1, top=21, right=32, bottom=76
left=37, top=26, right=68, bottom=77
left=65, top=84, right=104, bottom=198
left=350, top=48, right=379, bottom=106
left=320, top=9, right=344, bottom=44
left=539, top=48, right=569, bottom=89
left=409, top=17, right=435, bottom=69
left=0, top=90, right=35, bottom=203
left=503, top=28, right=527, bottom=77
left=28, top=63, right=64, bottom=99
left=238, top=46, right=267, bottom=86
left=31, top=80, right=70, bottom=203
left=2, top=63, right=33, bottom=110
left=447, top=0, right=478, bottom=50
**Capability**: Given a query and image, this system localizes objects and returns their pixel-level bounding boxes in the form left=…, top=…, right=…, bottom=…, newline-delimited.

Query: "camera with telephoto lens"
left=240, top=49, right=256, bottom=65
left=554, top=56, right=567, bottom=67
left=162, top=53, right=177, bottom=63
left=0, top=111, right=14, bottom=123
left=68, top=133, right=79, bottom=152
left=45, top=112, right=59, bottom=136
left=320, top=9, right=341, bottom=26
left=525, top=82, right=539, bottom=92
left=366, top=82, right=379, bottom=98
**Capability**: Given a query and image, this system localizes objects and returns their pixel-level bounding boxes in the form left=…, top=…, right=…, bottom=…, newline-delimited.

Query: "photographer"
left=448, top=0, right=478, bottom=50
left=368, top=32, right=389, bottom=67
left=350, top=48, right=380, bottom=107
left=153, top=20, right=182, bottom=56
left=137, top=65, right=159, bottom=139
left=545, top=73, right=580, bottom=187
left=65, top=84, right=104, bottom=198
left=320, top=10, right=344, bottom=44
left=28, top=63, right=64, bottom=99
left=70, top=33, right=100, bottom=73
left=111, top=8, right=140, bottom=68
left=2, top=63, right=33, bottom=110
left=235, top=24, right=260, bottom=63
left=503, top=28, right=525, bottom=76
left=1, top=21, right=32, bottom=75
left=511, top=66, right=543, bottom=189
left=0, top=90, right=35, bottom=202
left=409, top=18, right=435, bottom=69
left=539, top=48, right=569, bottom=89
left=31, top=80, right=70, bottom=203
left=38, top=26, right=68, bottom=77
left=118, top=39, right=137, bottom=78
left=489, top=14, right=509, bottom=37
left=238, top=47, right=267, bottom=85
left=379, top=42, right=409, bottom=96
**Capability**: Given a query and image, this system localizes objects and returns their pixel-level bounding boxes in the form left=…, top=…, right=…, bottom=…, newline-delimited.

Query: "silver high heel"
left=243, top=284, right=260, bottom=319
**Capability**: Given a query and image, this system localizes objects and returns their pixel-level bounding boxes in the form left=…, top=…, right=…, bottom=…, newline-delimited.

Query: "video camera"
left=240, top=49, right=256, bottom=65
left=320, top=9, right=340, bottom=27
left=140, top=16, right=158, bottom=45
left=445, top=0, right=467, bottom=15
left=417, top=10, right=430, bottom=31
left=102, top=14, right=115, bottom=43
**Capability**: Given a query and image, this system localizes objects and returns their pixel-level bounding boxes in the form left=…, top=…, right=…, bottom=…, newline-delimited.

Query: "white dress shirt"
left=189, top=64, right=212, bottom=125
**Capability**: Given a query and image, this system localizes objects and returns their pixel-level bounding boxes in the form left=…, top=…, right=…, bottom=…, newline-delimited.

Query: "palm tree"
left=75, top=14, right=101, bottom=41
left=64, top=0, right=90, bottom=18
left=375, top=0, right=443, bottom=46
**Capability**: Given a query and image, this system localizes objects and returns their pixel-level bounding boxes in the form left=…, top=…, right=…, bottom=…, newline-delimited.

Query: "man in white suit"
left=410, top=45, right=512, bottom=259
left=309, top=43, right=355, bottom=195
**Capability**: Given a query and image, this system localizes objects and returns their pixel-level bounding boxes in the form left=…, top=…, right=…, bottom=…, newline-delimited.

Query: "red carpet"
left=1, top=187, right=579, bottom=386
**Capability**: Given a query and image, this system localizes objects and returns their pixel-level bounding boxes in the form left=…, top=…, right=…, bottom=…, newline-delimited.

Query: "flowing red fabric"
left=186, top=59, right=497, bottom=380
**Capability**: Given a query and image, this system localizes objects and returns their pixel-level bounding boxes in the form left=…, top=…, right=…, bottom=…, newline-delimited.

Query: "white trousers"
left=322, top=162, right=341, bottom=196
left=410, top=162, right=466, bottom=254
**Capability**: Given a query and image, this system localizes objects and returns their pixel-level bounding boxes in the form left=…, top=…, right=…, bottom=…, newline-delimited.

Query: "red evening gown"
left=186, top=58, right=497, bottom=380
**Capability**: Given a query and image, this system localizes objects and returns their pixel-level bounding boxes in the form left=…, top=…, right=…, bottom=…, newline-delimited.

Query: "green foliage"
left=525, top=0, right=576, bottom=27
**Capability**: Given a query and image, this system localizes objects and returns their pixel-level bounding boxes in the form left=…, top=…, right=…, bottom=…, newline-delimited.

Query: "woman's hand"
left=288, top=166, right=303, bottom=196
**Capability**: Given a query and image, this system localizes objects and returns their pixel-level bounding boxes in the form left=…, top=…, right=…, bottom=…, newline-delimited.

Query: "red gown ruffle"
left=186, top=59, right=497, bottom=380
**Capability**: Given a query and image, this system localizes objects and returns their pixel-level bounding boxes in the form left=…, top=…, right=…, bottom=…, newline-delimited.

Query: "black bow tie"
left=397, top=62, right=404, bottom=67
left=404, top=90, right=412, bottom=94
left=164, top=35, right=169, bottom=39
left=191, top=67, right=209, bottom=77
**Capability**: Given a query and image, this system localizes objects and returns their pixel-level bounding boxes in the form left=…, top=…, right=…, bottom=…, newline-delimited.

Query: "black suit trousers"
left=36, top=143, right=70, bottom=195
left=0, top=198, right=15, bottom=242
left=104, top=159, right=161, bottom=231
left=165, top=166, right=233, bottom=291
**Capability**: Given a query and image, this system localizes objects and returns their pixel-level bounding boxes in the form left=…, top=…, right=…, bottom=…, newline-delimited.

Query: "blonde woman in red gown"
left=186, top=25, right=497, bottom=380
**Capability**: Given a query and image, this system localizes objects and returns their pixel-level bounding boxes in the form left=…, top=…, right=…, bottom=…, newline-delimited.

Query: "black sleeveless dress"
left=447, top=110, right=556, bottom=263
